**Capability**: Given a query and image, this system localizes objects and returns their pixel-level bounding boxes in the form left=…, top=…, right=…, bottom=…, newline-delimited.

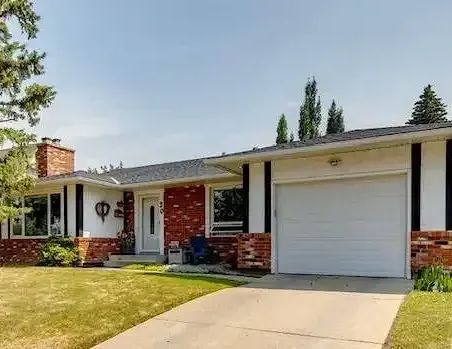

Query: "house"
left=1, top=123, right=452, bottom=278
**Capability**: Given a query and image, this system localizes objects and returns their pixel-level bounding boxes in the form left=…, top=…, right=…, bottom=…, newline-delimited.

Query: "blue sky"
left=31, top=1, right=452, bottom=169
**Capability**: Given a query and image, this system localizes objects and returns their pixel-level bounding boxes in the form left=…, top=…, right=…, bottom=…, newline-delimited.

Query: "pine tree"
left=326, top=100, right=345, bottom=134
left=289, top=132, right=295, bottom=142
left=0, top=0, right=56, bottom=221
left=407, top=84, right=448, bottom=125
left=298, top=77, right=322, bottom=141
left=276, top=114, right=289, bottom=144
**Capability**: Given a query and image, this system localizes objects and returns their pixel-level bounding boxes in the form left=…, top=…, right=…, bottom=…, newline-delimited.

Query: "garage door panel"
left=276, top=175, right=406, bottom=277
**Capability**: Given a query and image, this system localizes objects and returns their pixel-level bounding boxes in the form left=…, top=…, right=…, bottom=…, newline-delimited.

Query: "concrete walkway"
left=94, top=274, right=413, bottom=349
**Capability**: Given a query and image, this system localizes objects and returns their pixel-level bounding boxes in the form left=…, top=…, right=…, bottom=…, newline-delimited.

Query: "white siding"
left=66, top=184, right=76, bottom=237
left=82, top=185, right=123, bottom=238
left=249, top=162, right=265, bottom=232
left=421, top=141, right=446, bottom=230
left=273, top=145, right=410, bottom=182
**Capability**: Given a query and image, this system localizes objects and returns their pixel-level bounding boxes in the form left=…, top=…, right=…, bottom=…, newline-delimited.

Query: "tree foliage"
left=276, top=114, right=289, bottom=144
left=0, top=0, right=56, bottom=221
left=298, top=77, right=321, bottom=141
left=87, top=161, right=124, bottom=174
left=326, top=99, right=345, bottom=134
left=407, top=84, right=448, bottom=125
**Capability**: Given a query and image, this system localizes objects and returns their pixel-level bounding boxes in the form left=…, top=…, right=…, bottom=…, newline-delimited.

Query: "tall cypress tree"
left=298, top=77, right=322, bottom=141
left=0, top=0, right=56, bottom=221
left=406, top=84, right=448, bottom=124
left=326, top=100, right=345, bottom=134
left=276, top=114, right=289, bottom=144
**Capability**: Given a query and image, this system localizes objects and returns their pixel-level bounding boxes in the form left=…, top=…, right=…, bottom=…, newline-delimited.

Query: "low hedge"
left=39, top=236, right=80, bottom=267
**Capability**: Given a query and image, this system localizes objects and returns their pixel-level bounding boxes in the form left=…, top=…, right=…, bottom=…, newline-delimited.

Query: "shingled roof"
left=207, top=122, right=452, bottom=160
left=38, top=158, right=230, bottom=186
left=39, top=122, right=452, bottom=186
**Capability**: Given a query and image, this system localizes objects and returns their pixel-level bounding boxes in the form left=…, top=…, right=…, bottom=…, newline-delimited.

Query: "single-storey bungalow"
left=1, top=123, right=452, bottom=278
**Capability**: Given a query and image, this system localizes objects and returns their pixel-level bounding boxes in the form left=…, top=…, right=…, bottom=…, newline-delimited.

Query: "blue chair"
left=190, top=235, right=217, bottom=264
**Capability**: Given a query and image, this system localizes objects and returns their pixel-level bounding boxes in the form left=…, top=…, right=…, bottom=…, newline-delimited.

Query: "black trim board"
left=446, top=140, right=452, bottom=229
left=264, top=161, right=272, bottom=233
left=411, top=143, right=421, bottom=231
left=75, top=184, right=83, bottom=237
left=63, top=185, right=68, bottom=236
left=242, top=164, right=249, bottom=234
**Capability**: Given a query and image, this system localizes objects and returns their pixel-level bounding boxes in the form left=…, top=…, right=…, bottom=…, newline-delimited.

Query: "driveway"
left=95, top=274, right=413, bottom=349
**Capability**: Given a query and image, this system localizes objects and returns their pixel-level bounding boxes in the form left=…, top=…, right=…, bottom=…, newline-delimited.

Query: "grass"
left=386, top=291, right=452, bottom=349
left=0, top=267, right=242, bottom=349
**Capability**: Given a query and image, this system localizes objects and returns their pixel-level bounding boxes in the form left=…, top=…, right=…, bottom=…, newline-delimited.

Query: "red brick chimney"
left=36, top=137, right=75, bottom=177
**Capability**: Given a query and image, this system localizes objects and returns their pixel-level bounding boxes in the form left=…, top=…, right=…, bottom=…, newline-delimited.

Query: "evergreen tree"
left=276, top=114, right=289, bottom=144
left=0, top=0, right=56, bottom=221
left=87, top=161, right=124, bottom=174
left=407, top=84, right=448, bottom=124
left=298, top=77, right=322, bottom=141
left=326, top=100, right=345, bottom=134
left=289, top=132, right=295, bottom=142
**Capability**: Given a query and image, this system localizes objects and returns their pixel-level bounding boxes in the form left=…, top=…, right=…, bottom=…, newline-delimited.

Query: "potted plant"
left=117, top=230, right=135, bottom=255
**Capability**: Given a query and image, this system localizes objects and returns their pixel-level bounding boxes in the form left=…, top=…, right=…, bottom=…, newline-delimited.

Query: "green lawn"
left=387, top=291, right=452, bottom=349
left=0, top=267, right=241, bottom=349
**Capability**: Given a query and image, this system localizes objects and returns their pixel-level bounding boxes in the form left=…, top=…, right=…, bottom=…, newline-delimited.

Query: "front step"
left=104, top=254, right=165, bottom=268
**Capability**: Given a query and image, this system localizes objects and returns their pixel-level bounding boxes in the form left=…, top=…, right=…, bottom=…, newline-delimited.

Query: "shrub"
left=39, top=236, right=80, bottom=267
left=414, top=265, right=452, bottom=292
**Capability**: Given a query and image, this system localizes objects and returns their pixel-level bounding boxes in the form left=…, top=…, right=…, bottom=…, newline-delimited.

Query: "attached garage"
left=275, top=174, right=407, bottom=277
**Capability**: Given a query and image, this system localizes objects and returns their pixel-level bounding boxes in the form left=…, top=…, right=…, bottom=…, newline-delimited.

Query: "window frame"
left=10, top=190, right=64, bottom=238
left=207, top=182, right=244, bottom=237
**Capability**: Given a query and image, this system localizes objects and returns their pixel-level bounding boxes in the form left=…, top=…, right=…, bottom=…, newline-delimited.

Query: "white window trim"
left=10, top=191, right=64, bottom=239
left=206, top=182, right=243, bottom=238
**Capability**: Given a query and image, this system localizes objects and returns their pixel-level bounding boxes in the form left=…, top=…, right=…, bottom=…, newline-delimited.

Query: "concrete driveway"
left=95, top=274, right=412, bottom=349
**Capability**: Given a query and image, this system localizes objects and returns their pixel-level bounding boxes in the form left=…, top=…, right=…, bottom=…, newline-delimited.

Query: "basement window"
left=210, top=186, right=244, bottom=236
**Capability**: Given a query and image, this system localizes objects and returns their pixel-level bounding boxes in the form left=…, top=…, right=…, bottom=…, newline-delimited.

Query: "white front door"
left=141, top=197, right=161, bottom=252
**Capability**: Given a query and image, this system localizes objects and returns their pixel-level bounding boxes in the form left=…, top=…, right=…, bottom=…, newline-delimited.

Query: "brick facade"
left=163, top=184, right=250, bottom=268
left=123, top=191, right=134, bottom=232
left=164, top=184, right=205, bottom=248
left=411, top=231, right=452, bottom=272
left=0, top=239, right=45, bottom=265
left=74, top=238, right=120, bottom=264
left=208, top=236, right=238, bottom=267
left=237, top=233, right=271, bottom=270
left=36, top=140, right=75, bottom=177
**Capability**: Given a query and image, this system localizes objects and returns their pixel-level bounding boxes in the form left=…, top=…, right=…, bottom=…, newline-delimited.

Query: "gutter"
left=205, top=127, right=452, bottom=164
left=35, top=172, right=238, bottom=189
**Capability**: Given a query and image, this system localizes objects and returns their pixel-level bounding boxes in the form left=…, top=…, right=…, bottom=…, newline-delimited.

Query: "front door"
left=141, top=197, right=161, bottom=252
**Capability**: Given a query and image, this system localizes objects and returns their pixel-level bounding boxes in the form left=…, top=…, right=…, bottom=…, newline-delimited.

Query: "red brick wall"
left=411, top=231, right=452, bottom=271
left=163, top=185, right=241, bottom=266
left=36, top=142, right=75, bottom=177
left=0, top=239, right=45, bottom=265
left=123, top=192, right=134, bottom=232
left=164, top=185, right=205, bottom=248
left=237, top=233, right=271, bottom=270
left=74, top=237, right=120, bottom=263
left=208, top=236, right=238, bottom=267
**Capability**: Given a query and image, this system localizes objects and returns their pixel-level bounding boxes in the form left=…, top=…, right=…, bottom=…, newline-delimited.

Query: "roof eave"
left=36, top=172, right=238, bottom=189
left=205, top=127, right=452, bottom=165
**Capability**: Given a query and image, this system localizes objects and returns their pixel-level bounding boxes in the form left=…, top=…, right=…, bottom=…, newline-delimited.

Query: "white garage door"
left=276, top=175, right=406, bottom=277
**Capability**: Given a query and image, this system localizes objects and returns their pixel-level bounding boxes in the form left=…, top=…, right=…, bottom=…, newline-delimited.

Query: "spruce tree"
left=276, top=114, right=289, bottom=144
left=0, top=0, right=56, bottom=221
left=407, top=84, right=448, bottom=125
left=326, top=100, right=345, bottom=134
left=298, top=77, right=322, bottom=141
